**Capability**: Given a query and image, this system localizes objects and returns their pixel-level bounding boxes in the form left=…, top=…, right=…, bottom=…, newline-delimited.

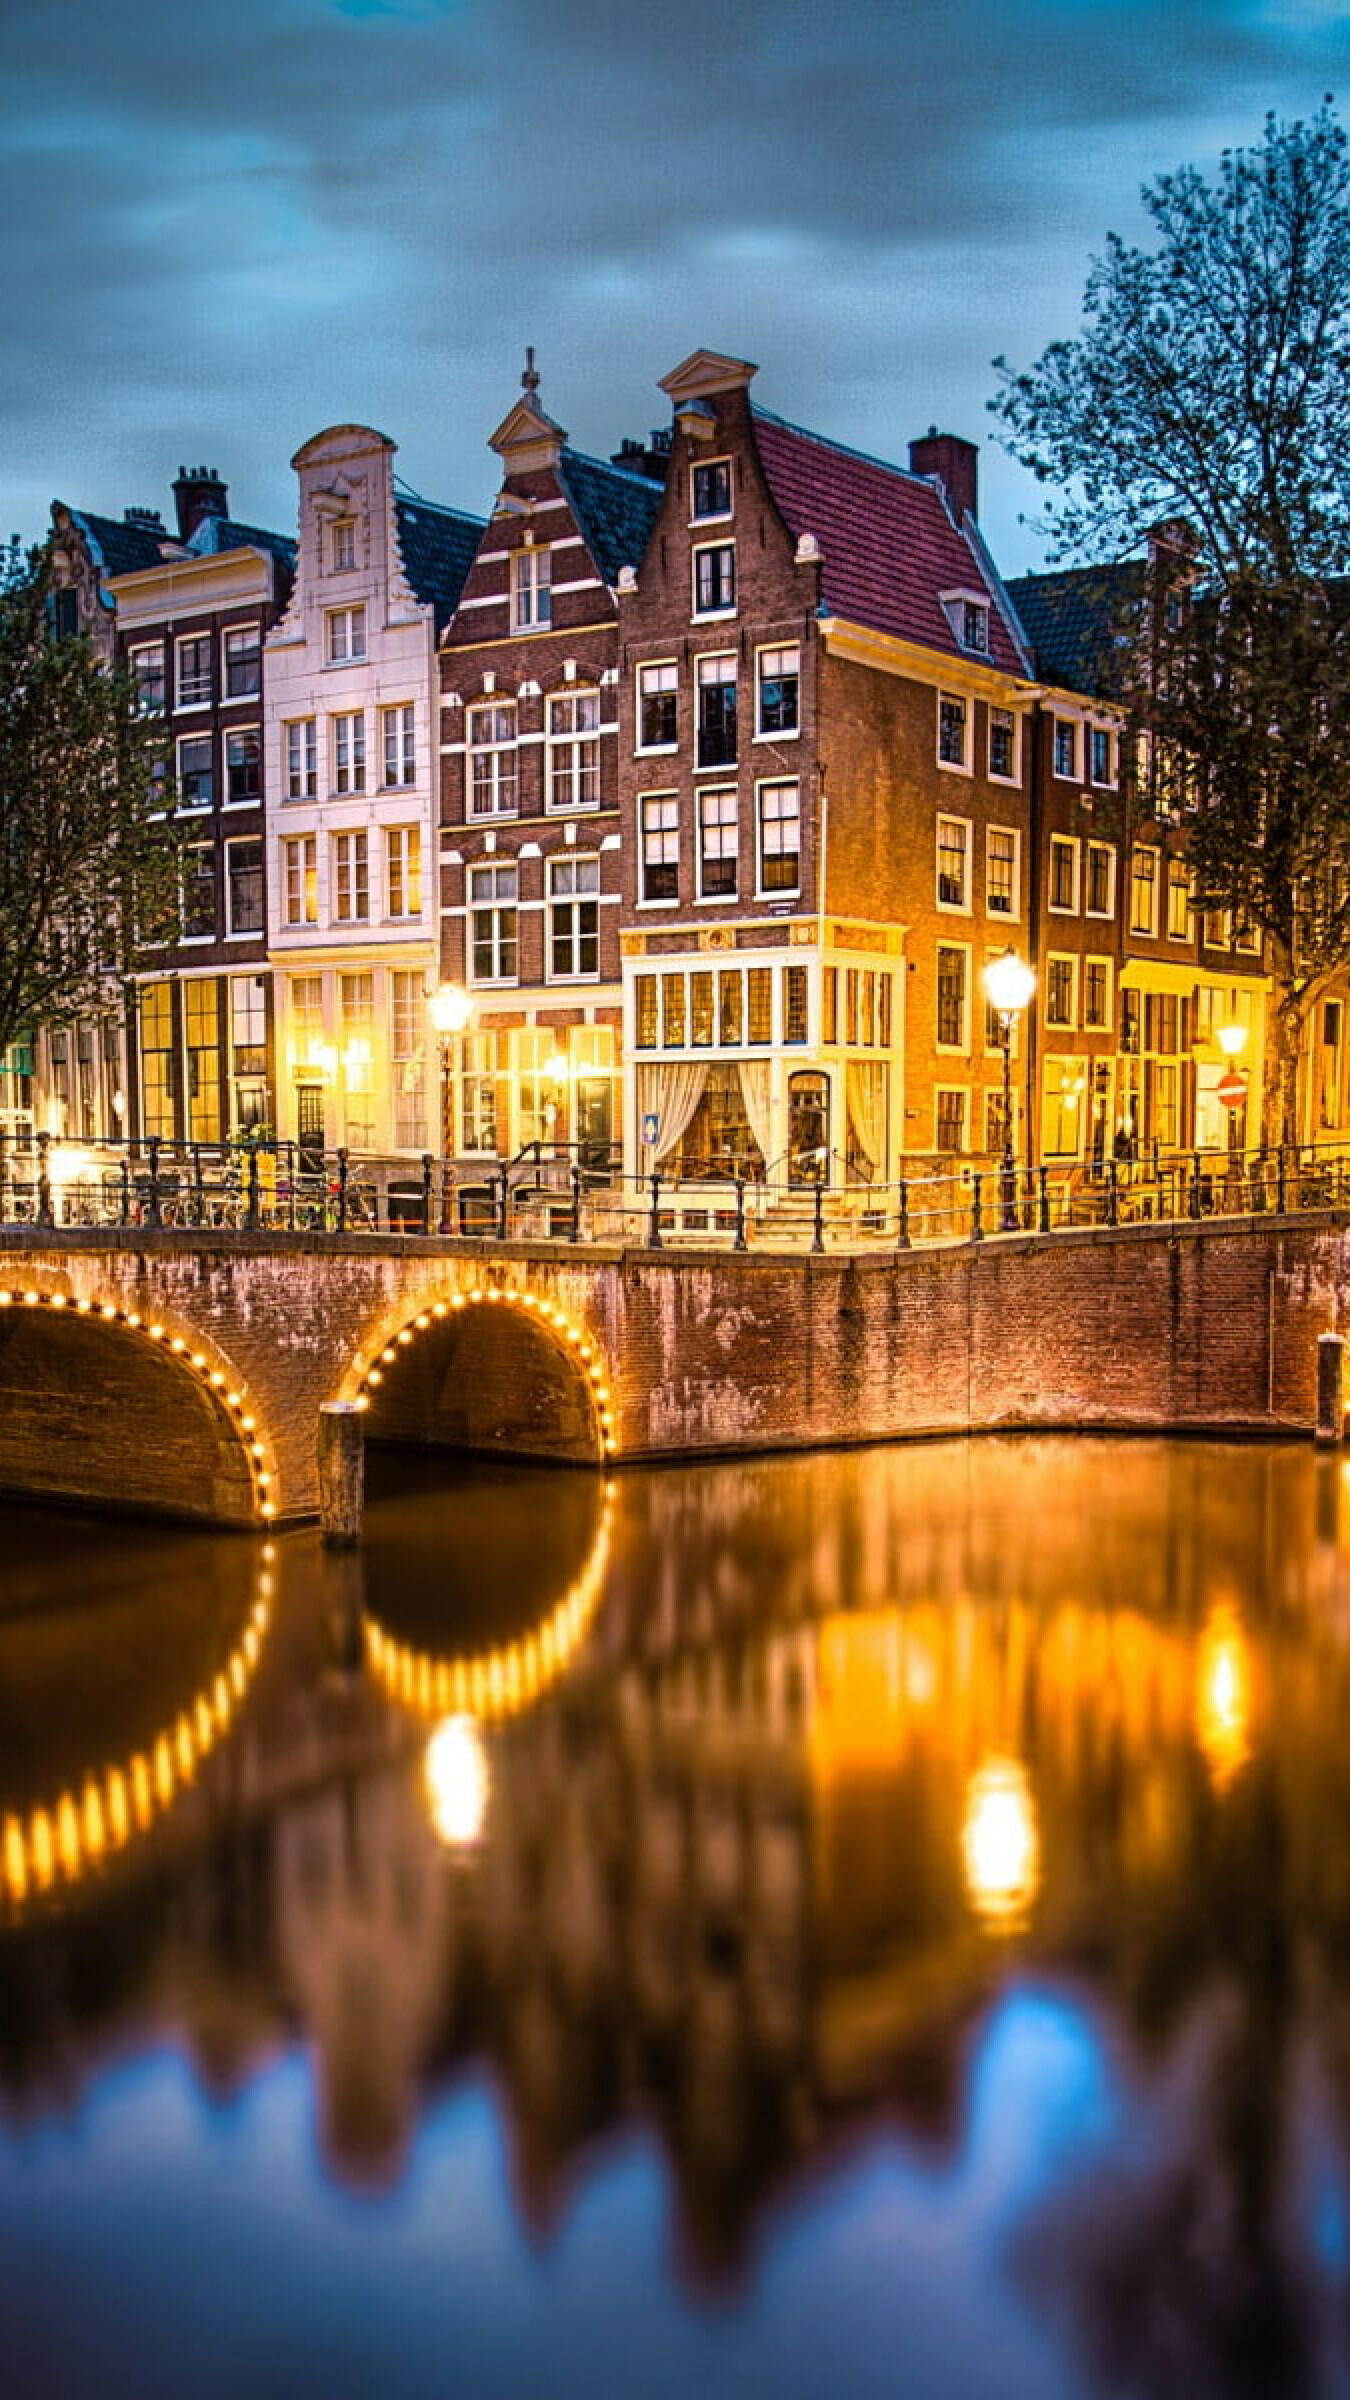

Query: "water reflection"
left=4, top=1439, right=1350, bottom=2398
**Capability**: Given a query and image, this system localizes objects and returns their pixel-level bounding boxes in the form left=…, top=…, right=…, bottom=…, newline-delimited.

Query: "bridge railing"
left=4, top=1128, right=1350, bottom=1252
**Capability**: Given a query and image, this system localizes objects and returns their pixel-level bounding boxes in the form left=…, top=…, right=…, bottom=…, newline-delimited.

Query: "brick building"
left=263, top=425, right=482, bottom=1161
left=43, top=472, right=296, bottom=1147
left=435, top=362, right=664, bottom=1192
left=614, top=349, right=1040, bottom=1203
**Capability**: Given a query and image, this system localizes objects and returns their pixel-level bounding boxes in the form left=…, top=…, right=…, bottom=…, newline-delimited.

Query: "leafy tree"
left=994, top=103, right=1350, bottom=1146
left=0, top=540, right=179, bottom=1075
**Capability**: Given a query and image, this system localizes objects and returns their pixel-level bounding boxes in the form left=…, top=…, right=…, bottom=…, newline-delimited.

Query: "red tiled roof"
left=751, top=408, right=1026, bottom=674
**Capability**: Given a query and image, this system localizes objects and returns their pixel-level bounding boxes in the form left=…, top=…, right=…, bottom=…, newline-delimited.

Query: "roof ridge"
left=751, top=404, right=935, bottom=493
left=395, top=493, right=486, bottom=528
left=561, top=444, right=667, bottom=492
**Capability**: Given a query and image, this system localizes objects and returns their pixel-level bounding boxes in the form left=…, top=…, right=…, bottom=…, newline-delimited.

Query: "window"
left=339, top=973, right=374, bottom=1150
left=698, top=789, right=738, bottom=898
left=224, top=625, right=261, bottom=699
left=128, top=644, right=165, bottom=713
left=331, top=519, right=356, bottom=572
left=758, top=781, right=800, bottom=894
left=547, top=690, right=601, bottom=810
left=226, top=838, right=264, bottom=936
left=391, top=969, right=425, bottom=1152
left=1053, top=718, right=1078, bottom=779
left=961, top=600, right=989, bottom=653
left=512, top=546, right=551, bottom=631
left=1167, top=858, right=1191, bottom=939
left=382, top=704, right=415, bottom=789
left=1083, top=959, right=1111, bottom=1031
left=549, top=856, right=600, bottom=979
left=286, top=718, right=317, bottom=800
left=638, top=662, right=678, bottom=751
left=468, top=702, right=517, bottom=816
left=986, top=826, right=1018, bottom=918
left=693, top=542, right=735, bottom=616
left=225, top=728, right=261, bottom=806
left=988, top=708, right=1018, bottom=781
left=935, top=1090, right=967, bottom=1154
left=1234, top=913, right=1260, bottom=957
left=1046, top=955, right=1077, bottom=1028
left=938, top=692, right=969, bottom=769
left=1130, top=845, right=1159, bottom=936
left=182, top=843, right=216, bottom=940
left=696, top=655, right=737, bottom=768
left=139, top=981, right=176, bottom=1139
left=333, top=830, right=369, bottom=924
left=470, top=862, right=518, bottom=981
left=176, top=734, right=214, bottom=812
left=282, top=834, right=317, bottom=927
left=1042, top=1061, right=1087, bottom=1159
left=327, top=606, right=366, bottom=664
left=331, top=712, right=366, bottom=796
left=231, top=975, right=269, bottom=1131
left=757, top=645, right=800, bottom=737
left=461, top=1032, right=501, bottom=1154
left=1090, top=726, right=1116, bottom=787
left=184, top=979, right=222, bottom=1142
left=176, top=634, right=211, bottom=709
left=937, top=816, right=970, bottom=909
left=385, top=826, right=421, bottom=920
left=783, top=964, right=808, bottom=1044
left=1085, top=842, right=1115, bottom=918
left=936, top=945, right=968, bottom=1049
left=641, top=793, right=678, bottom=902
left=1049, top=835, right=1079, bottom=913
left=749, top=967, right=773, bottom=1044
left=635, top=975, right=658, bottom=1049
left=691, top=459, right=732, bottom=519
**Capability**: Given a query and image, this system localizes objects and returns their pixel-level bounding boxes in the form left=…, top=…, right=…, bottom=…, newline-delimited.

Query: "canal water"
left=4, top=1436, right=1350, bottom=2400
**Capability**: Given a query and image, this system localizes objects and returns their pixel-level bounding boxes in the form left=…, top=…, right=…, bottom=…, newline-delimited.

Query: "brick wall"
left=0, top=1217, right=1344, bottom=1524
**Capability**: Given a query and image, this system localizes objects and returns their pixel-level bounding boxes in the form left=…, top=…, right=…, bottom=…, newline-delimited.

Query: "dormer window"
left=691, top=459, right=732, bottom=521
left=941, top=590, right=991, bottom=655
left=331, top=519, right=356, bottom=573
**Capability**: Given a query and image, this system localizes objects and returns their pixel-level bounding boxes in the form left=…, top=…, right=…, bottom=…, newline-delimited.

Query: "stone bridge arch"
left=0, top=1275, right=276, bottom=1526
left=339, top=1279, right=617, bottom=1468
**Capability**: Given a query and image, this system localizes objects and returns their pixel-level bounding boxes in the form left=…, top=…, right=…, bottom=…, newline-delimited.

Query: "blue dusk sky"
left=4, top=0, right=1349, bottom=575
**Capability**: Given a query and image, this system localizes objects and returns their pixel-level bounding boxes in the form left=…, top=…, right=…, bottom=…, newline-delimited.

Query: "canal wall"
left=0, top=1214, right=1346, bottom=1523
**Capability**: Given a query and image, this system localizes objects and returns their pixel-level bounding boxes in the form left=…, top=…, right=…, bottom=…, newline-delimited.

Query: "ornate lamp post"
left=427, top=983, right=475, bottom=1163
left=982, top=948, right=1036, bottom=1231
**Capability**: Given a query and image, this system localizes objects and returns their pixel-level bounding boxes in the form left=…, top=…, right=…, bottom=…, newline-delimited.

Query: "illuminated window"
left=1130, top=845, right=1159, bottom=936
left=282, top=835, right=317, bottom=927
left=758, top=781, right=800, bottom=894
left=937, top=946, right=968, bottom=1049
left=987, top=826, right=1018, bottom=917
left=385, top=826, right=421, bottom=921
left=937, top=815, right=970, bottom=909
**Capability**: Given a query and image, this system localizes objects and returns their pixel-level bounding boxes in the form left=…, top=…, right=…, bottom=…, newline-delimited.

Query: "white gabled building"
left=264, top=424, right=482, bottom=1161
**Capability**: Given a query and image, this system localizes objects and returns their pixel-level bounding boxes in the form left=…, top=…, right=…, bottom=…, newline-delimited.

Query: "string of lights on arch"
left=0, top=1283, right=278, bottom=1521
left=350, top=1284, right=617, bottom=1461
left=1, top=1553, right=274, bottom=1917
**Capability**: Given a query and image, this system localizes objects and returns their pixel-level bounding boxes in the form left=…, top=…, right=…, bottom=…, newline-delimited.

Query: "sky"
left=4, top=0, right=1350, bottom=577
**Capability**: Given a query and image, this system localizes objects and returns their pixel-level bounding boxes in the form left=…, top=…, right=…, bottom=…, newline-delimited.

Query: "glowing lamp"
left=428, top=983, right=475, bottom=1037
left=982, top=948, right=1036, bottom=1018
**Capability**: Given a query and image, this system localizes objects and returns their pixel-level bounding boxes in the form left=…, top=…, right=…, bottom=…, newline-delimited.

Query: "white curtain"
left=737, top=1060, right=774, bottom=1169
left=637, top=1063, right=709, bottom=1164
left=847, top=1060, right=886, bottom=1177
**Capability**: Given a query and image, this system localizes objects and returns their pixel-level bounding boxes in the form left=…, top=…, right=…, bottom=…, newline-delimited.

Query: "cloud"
left=5, top=0, right=1350, bottom=568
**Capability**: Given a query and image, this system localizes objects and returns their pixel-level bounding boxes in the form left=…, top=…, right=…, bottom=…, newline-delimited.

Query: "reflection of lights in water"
left=425, top=1716, right=490, bottom=1847
left=962, top=1755, right=1040, bottom=1931
left=366, top=1484, right=614, bottom=1728
left=0, top=1553, right=275, bottom=1917
left=1196, top=1600, right=1252, bottom=1791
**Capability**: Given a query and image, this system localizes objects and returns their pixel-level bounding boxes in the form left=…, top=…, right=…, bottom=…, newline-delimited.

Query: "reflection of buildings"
left=7, top=1440, right=1350, bottom=2343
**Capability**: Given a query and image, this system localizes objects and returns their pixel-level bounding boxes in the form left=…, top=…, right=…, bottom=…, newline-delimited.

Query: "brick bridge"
left=1, top=1215, right=1347, bottom=1526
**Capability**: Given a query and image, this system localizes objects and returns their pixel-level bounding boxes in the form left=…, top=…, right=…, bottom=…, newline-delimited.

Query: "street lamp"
left=982, top=947, right=1036, bottom=1231
left=428, top=983, right=474, bottom=1151
left=1215, top=1013, right=1249, bottom=1158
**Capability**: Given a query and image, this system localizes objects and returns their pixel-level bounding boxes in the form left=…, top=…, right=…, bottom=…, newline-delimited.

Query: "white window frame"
left=756, top=779, right=800, bottom=899
left=468, top=861, right=519, bottom=983
left=224, top=725, right=262, bottom=809
left=639, top=791, right=679, bottom=906
left=333, top=829, right=370, bottom=924
left=1045, top=951, right=1079, bottom=1031
left=331, top=518, right=356, bottom=573
left=689, top=457, right=733, bottom=523
left=175, top=633, right=212, bottom=711
left=512, top=545, right=552, bottom=633
left=1130, top=844, right=1159, bottom=938
left=384, top=825, right=421, bottom=922
left=286, top=717, right=317, bottom=802
left=1048, top=833, right=1081, bottom=915
left=755, top=643, right=800, bottom=741
left=467, top=701, right=518, bottom=818
left=381, top=703, right=416, bottom=790
left=546, top=689, right=601, bottom=812
left=636, top=660, right=678, bottom=755
left=223, top=622, right=261, bottom=701
left=937, top=691, right=971, bottom=775
left=936, top=813, right=972, bottom=913
left=696, top=652, right=738, bottom=772
left=692, top=540, right=736, bottom=620
left=1052, top=716, right=1079, bottom=781
left=985, top=824, right=1021, bottom=922
left=1082, top=954, right=1114, bottom=1033
left=1085, top=841, right=1117, bottom=921
left=547, top=855, right=601, bottom=982
left=1089, top=723, right=1117, bottom=789
left=331, top=711, right=366, bottom=797
left=326, top=605, right=367, bottom=665
left=175, top=731, right=214, bottom=813
left=128, top=642, right=165, bottom=714
left=934, top=1086, right=970, bottom=1156
left=281, top=833, right=317, bottom=928
left=697, top=787, right=738, bottom=902
left=935, top=941, right=972, bottom=1054
left=987, top=706, right=1020, bottom=785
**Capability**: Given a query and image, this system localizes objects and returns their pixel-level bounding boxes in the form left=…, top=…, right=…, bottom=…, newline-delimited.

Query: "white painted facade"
left=264, top=425, right=441, bottom=1159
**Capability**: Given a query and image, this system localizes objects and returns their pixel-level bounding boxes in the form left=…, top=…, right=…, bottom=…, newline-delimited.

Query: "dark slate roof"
left=189, top=515, right=297, bottom=568
left=395, top=497, right=485, bottom=630
left=1006, top=564, right=1145, bottom=697
left=557, top=448, right=665, bottom=584
left=69, top=508, right=168, bottom=577
left=750, top=407, right=1030, bottom=674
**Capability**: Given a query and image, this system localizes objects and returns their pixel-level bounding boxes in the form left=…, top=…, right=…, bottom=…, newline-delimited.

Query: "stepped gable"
left=394, top=497, right=486, bottom=632
left=556, top=448, right=664, bottom=585
left=1007, top=563, right=1144, bottom=697
left=750, top=407, right=1025, bottom=673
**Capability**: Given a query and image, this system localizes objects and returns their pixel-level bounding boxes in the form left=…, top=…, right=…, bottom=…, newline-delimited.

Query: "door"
left=296, top=1083, right=325, bottom=1177
left=788, top=1071, right=830, bottom=1185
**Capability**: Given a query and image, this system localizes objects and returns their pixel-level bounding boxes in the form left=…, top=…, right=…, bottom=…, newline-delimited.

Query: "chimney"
left=909, top=428, right=978, bottom=522
left=172, top=466, right=229, bottom=541
left=609, top=429, right=672, bottom=484
left=123, top=507, right=164, bottom=532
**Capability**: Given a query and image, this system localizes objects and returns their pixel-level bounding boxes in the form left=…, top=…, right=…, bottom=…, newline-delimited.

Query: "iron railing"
left=3, top=1128, right=1350, bottom=1252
